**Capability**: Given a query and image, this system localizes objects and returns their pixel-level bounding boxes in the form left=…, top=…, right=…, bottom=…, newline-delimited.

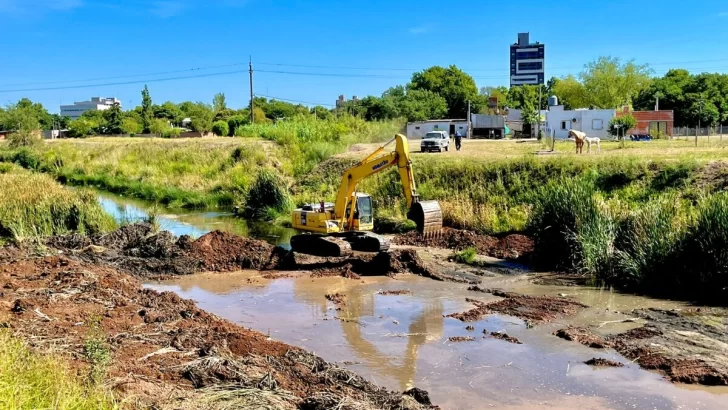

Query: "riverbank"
left=0, top=237, right=437, bottom=409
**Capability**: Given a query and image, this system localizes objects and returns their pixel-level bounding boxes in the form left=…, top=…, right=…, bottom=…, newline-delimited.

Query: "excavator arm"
left=334, top=134, right=442, bottom=234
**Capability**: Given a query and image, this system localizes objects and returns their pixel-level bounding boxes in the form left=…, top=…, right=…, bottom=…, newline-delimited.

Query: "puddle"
left=148, top=273, right=728, bottom=409
left=97, top=191, right=296, bottom=246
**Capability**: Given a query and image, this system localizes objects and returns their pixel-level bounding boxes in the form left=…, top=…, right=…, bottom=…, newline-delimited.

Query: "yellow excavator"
left=290, top=133, right=442, bottom=257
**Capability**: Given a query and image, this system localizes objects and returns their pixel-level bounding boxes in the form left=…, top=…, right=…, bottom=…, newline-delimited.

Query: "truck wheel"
left=445, top=145, right=449, bottom=152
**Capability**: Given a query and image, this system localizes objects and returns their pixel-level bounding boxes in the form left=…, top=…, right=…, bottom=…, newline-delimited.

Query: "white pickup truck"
left=420, top=131, right=450, bottom=152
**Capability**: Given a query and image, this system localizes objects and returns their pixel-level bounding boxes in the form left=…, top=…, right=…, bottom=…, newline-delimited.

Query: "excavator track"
left=290, top=234, right=353, bottom=257
left=333, top=231, right=391, bottom=253
left=407, top=200, right=443, bottom=235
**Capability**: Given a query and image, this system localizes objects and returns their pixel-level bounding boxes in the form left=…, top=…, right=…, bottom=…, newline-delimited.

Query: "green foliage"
left=121, top=117, right=143, bottom=134
left=634, top=69, right=728, bottom=127
left=103, top=103, right=124, bottom=134
left=83, top=322, right=110, bottom=384
left=243, top=169, right=292, bottom=220
left=608, top=114, right=637, bottom=137
left=141, top=85, right=153, bottom=133
left=149, top=118, right=170, bottom=137
left=1, top=98, right=52, bottom=131
left=454, top=247, right=477, bottom=264
left=0, top=330, right=117, bottom=410
left=0, top=169, right=115, bottom=242
left=1, top=101, right=43, bottom=148
left=213, top=92, right=227, bottom=112
left=409, top=65, right=479, bottom=118
left=228, top=115, right=249, bottom=136
left=188, top=103, right=214, bottom=132
left=67, top=118, right=97, bottom=138
left=153, top=101, right=184, bottom=125
left=163, top=127, right=182, bottom=138
left=212, top=120, right=230, bottom=137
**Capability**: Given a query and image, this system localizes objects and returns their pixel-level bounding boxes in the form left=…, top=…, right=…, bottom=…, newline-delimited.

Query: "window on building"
left=517, top=51, right=540, bottom=59
left=561, top=121, right=571, bottom=130
left=518, top=62, right=543, bottom=71
left=415, top=126, right=420, bottom=130
left=592, top=119, right=604, bottom=130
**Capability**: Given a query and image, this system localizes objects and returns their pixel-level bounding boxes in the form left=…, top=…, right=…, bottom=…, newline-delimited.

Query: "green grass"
left=453, top=247, right=477, bottom=265
left=0, top=330, right=117, bottom=410
left=0, top=166, right=116, bottom=242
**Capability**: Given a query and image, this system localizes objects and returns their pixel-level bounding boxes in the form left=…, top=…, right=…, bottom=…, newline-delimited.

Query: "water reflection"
left=96, top=191, right=296, bottom=246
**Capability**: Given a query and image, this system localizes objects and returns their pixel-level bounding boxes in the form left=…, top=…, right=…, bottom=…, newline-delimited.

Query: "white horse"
left=585, top=136, right=601, bottom=153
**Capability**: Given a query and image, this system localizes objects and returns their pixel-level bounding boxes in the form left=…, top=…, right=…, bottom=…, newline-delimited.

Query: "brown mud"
left=446, top=336, right=475, bottom=343
left=585, top=358, right=625, bottom=368
left=377, top=290, right=411, bottom=296
left=0, top=245, right=436, bottom=409
left=393, top=228, right=534, bottom=261
left=555, top=308, right=728, bottom=386
left=487, top=331, right=523, bottom=345
left=447, top=291, right=587, bottom=324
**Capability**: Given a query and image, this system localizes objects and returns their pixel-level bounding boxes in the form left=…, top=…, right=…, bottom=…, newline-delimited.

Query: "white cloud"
left=0, top=0, right=83, bottom=14
left=149, top=0, right=187, bottom=18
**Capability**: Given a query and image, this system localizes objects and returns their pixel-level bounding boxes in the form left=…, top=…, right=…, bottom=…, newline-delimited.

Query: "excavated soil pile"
left=447, top=292, right=587, bottom=323
left=555, top=308, right=728, bottom=385
left=393, top=228, right=534, bottom=261
left=0, top=248, right=437, bottom=409
left=189, top=230, right=285, bottom=272
left=585, top=358, right=624, bottom=368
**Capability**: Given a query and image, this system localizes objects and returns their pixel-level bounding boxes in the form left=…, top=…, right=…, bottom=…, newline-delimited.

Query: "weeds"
left=453, top=247, right=477, bottom=265
left=83, top=315, right=111, bottom=385
left=0, top=330, right=116, bottom=409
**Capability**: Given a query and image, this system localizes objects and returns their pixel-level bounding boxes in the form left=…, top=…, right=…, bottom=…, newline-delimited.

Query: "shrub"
left=163, top=128, right=182, bottom=138
left=454, top=247, right=477, bottom=264
left=528, top=177, right=616, bottom=275
left=8, top=131, right=41, bottom=148
left=243, top=169, right=292, bottom=220
left=212, top=120, right=229, bottom=137
left=609, top=114, right=637, bottom=137
left=228, top=115, right=248, bottom=136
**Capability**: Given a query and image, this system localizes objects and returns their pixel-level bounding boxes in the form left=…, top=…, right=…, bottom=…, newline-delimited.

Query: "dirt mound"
left=488, top=331, right=523, bottom=345
left=447, top=293, right=587, bottom=324
left=555, top=314, right=728, bottom=386
left=96, top=223, right=155, bottom=249
left=190, top=230, right=281, bottom=272
left=0, top=248, right=438, bottom=409
left=585, top=358, right=624, bottom=367
left=695, top=160, right=728, bottom=191
left=392, top=228, right=534, bottom=261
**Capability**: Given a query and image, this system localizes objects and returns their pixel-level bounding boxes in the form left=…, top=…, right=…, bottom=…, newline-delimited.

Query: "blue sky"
left=2, top=0, right=728, bottom=113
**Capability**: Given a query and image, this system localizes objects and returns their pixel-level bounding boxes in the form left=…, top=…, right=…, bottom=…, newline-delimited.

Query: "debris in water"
left=447, top=336, right=475, bottom=343
left=489, top=331, right=523, bottom=345
left=465, top=325, right=475, bottom=332
left=584, top=358, right=624, bottom=368
left=377, top=290, right=411, bottom=296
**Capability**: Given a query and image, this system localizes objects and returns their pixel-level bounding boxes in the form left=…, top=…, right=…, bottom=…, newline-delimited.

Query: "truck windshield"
left=424, top=133, right=441, bottom=139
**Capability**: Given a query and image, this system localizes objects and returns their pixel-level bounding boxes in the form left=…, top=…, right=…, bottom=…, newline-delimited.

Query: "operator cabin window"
left=592, top=119, right=604, bottom=130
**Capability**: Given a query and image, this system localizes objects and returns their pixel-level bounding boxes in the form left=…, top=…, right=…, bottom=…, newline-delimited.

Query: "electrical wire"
left=254, top=93, right=335, bottom=107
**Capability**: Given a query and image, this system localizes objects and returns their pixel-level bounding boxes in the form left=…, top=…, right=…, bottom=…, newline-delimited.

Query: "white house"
left=406, top=119, right=468, bottom=139
left=545, top=105, right=615, bottom=139
left=60, top=97, right=121, bottom=120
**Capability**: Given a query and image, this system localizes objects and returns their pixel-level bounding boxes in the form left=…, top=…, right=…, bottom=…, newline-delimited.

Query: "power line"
left=0, top=63, right=247, bottom=88
left=0, top=70, right=247, bottom=94
left=256, top=69, right=408, bottom=79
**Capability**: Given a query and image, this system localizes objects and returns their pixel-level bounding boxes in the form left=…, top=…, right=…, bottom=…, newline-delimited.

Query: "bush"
left=454, top=247, right=477, bottom=264
left=212, top=120, right=229, bottom=137
left=228, top=115, right=248, bottom=136
left=243, top=169, right=292, bottom=220
left=8, top=131, right=41, bottom=148
left=609, top=114, right=637, bottom=137
left=163, top=128, right=182, bottom=138
left=528, top=177, right=616, bottom=275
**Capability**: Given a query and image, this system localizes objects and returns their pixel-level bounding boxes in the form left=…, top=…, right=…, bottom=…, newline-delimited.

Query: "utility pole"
left=696, top=99, right=703, bottom=147
left=467, top=100, right=471, bottom=139
left=249, top=56, right=254, bottom=124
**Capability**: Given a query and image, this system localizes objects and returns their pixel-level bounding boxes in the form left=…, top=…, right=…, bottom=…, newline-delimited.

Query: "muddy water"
left=148, top=272, right=728, bottom=410
left=97, top=191, right=296, bottom=246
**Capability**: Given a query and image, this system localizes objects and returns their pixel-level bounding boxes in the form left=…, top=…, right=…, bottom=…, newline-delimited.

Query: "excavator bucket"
left=408, top=200, right=443, bottom=235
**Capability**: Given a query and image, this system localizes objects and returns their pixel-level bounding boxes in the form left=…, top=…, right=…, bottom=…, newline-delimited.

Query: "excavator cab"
left=344, top=193, right=374, bottom=231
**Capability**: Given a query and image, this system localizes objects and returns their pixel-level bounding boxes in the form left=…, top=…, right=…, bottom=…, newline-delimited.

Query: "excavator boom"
left=290, top=134, right=442, bottom=256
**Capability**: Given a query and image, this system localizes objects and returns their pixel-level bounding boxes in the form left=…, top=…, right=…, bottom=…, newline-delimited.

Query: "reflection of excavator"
left=290, top=134, right=442, bottom=256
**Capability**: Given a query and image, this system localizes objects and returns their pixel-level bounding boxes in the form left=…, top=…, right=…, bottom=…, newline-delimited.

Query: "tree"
left=310, top=106, right=332, bottom=120
left=67, top=118, right=96, bottom=138
left=149, top=118, right=170, bottom=137
left=153, top=101, right=184, bottom=125
left=227, top=115, right=248, bottom=136
left=121, top=117, right=143, bottom=134
left=551, top=75, right=589, bottom=109
left=252, top=107, right=270, bottom=124
left=187, top=103, right=214, bottom=132
left=608, top=115, right=637, bottom=137
left=103, top=103, right=124, bottom=134
left=580, top=57, right=652, bottom=108
left=14, top=98, right=52, bottom=130
left=211, top=120, right=229, bottom=137
left=49, top=113, right=70, bottom=130
left=409, top=65, right=479, bottom=118
left=141, top=85, right=153, bottom=133
left=213, top=93, right=227, bottom=112
left=80, top=109, right=107, bottom=134
left=2, top=102, right=42, bottom=147
left=689, top=99, right=720, bottom=127
left=479, top=86, right=509, bottom=113
left=399, top=89, right=448, bottom=121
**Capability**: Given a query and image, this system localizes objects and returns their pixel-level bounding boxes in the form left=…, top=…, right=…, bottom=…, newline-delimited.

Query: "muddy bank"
left=447, top=290, right=587, bottom=324
left=393, top=228, right=534, bottom=261
left=486, top=331, right=523, bottom=345
left=585, top=358, right=624, bottom=368
left=48, top=224, right=447, bottom=281
left=555, top=308, right=728, bottom=386
left=0, top=246, right=437, bottom=409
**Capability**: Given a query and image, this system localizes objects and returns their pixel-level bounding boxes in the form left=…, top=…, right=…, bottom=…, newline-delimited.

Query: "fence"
left=672, top=125, right=726, bottom=138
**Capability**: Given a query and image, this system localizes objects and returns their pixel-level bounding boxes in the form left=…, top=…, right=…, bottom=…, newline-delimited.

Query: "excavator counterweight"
left=290, top=134, right=442, bottom=256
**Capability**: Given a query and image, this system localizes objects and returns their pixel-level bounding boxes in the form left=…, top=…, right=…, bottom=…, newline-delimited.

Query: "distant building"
left=616, top=106, right=674, bottom=137
left=546, top=105, right=614, bottom=139
left=335, top=95, right=360, bottom=109
left=60, top=97, right=121, bottom=120
left=406, top=119, right=467, bottom=139
left=510, top=32, right=545, bottom=87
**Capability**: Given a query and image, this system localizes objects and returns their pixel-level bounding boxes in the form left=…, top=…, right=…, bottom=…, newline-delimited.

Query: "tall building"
left=510, top=33, right=545, bottom=87
left=60, top=97, right=121, bottom=120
